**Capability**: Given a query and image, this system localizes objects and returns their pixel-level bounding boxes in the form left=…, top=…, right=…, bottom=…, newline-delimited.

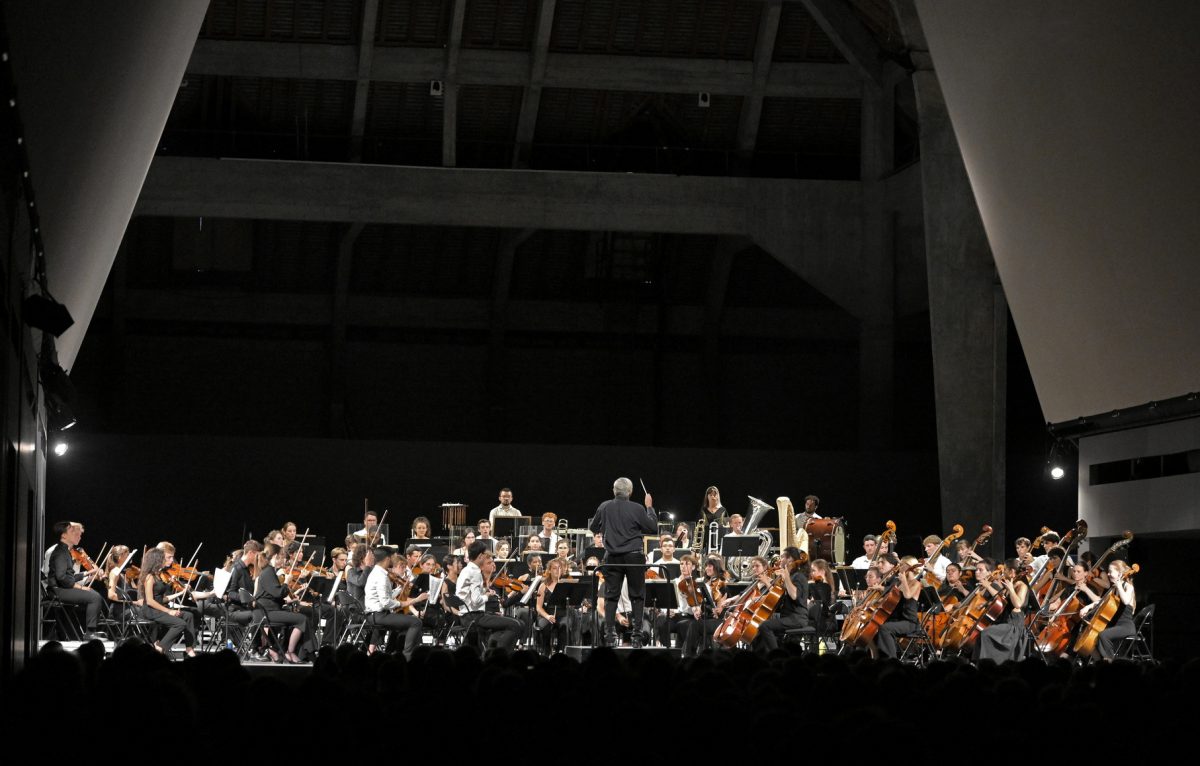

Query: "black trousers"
left=535, top=612, right=572, bottom=654
left=654, top=612, right=691, bottom=648
left=466, top=611, right=522, bottom=652
left=602, top=551, right=647, bottom=639
left=1097, top=613, right=1136, bottom=660
left=876, top=619, right=917, bottom=659
left=755, top=612, right=809, bottom=651
left=142, top=606, right=196, bottom=648
left=54, top=586, right=103, bottom=630
left=686, top=617, right=721, bottom=655
left=368, top=612, right=423, bottom=659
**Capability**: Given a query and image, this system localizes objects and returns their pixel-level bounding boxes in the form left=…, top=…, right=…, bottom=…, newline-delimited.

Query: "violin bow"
left=368, top=511, right=388, bottom=548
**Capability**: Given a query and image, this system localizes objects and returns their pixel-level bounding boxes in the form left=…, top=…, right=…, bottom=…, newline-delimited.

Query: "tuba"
left=731, top=496, right=775, bottom=580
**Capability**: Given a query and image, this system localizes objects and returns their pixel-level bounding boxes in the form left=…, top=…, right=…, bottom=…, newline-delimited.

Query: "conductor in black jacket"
left=590, top=477, right=657, bottom=647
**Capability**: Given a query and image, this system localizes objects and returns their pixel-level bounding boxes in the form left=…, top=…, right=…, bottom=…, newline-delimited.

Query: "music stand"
left=838, top=567, right=867, bottom=594
left=644, top=580, right=679, bottom=646
left=493, top=516, right=530, bottom=548
left=720, top=535, right=761, bottom=558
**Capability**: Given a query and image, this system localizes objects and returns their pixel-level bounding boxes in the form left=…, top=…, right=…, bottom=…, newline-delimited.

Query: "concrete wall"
left=1079, top=417, right=1200, bottom=538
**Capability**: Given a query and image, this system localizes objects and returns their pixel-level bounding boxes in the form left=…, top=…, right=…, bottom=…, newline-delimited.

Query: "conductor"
left=590, top=477, right=657, bottom=647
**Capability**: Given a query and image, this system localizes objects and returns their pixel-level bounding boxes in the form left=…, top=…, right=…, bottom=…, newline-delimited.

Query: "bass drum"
left=806, top=518, right=846, bottom=565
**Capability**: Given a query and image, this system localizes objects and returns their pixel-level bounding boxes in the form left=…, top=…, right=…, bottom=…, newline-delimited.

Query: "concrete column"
left=912, top=67, right=1007, bottom=542
left=858, top=83, right=895, bottom=450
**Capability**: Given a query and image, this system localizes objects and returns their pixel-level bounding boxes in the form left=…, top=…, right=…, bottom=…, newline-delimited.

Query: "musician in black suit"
left=45, top=521, right=105, bottom=639
left=590, top=477, right=657, bottom=648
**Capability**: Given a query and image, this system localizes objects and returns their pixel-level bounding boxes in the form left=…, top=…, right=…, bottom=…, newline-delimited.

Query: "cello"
left=937, top=564, right=1007, bottom=653
left=840, top=521, right=897, bottom=644
left=1035, top=532, right=1133, bottom=655
left=847, top=556, right=923, bottom=648
left=1073, top=562, right=1139, bottom=658
left=713, top=552, right=805, bottom=648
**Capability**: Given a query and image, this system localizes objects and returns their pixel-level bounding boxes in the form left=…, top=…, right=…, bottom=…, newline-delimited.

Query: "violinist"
left=702, top=557, right=728, bottom=614
left=667, top=554, right=712, bottom=655
left=282, top=521, right=298, bottom=546
left=104, top=545, right=137, bottom=605
left=440, top=554, right=465, bottom=620
left=403, top=544, right=423, bottom=578
left=45, top=521, right=106, bottom=640
left=226, top=541, right=261, bottom=625
left=456, top=541, right=522, bottom=653
left=975, top=558, right=1031, bottom=663
left=1080, top=560, right=1137, bottom=660
left=750, top=547, right=810, bottom=653
left=255, top=545, right=309, bottom=663
left=364, top=547, right=426, bottom=659
left=265, top=529, right=286, bottom=548
left=139, top=547, right=197, bottom=657
left=346, top=544, right=374, bottom=603
left=158, top=541, right=220, bottom=621
left=871, top=554, right=921, bottom=660
left=534, top=558, right=571, bottom=654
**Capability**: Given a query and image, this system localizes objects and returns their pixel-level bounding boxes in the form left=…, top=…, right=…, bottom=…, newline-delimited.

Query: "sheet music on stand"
left=212, top=567, right=232, bottom=599
left=326, top=571, right=345, bottom=605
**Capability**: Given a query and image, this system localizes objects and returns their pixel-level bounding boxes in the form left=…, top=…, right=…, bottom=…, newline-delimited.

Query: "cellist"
left=750, top=547, right=809, bottom=652
left=1079, top=559, right=1137, bottom=661
left=871, top=554, right=922, bottom=659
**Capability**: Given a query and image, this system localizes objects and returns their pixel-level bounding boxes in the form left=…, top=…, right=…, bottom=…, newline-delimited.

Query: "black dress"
left=977, top=587, right=1029, bottom=663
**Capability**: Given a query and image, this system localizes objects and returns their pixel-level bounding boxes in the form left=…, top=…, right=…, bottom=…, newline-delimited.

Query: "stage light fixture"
left=53, top=442, right=68, bottom=456
left=1045, top=439, right=1070, bottom=481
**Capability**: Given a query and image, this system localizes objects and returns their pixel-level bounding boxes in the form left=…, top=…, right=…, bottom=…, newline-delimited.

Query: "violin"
left=70, top=546, right=99, bottom=573
left=166, top=562, right=202, bottom=582
left=678, top=574, right=704, bottom=608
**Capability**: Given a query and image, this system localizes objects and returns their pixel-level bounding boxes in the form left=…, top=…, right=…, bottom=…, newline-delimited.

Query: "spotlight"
left=697, top=91, right=711, bottom=108
left=53, top=442, right=68, bottom=456
left=1045, top=438, right=1070, bottom=481
left=429, top=80, right=443, bottom=96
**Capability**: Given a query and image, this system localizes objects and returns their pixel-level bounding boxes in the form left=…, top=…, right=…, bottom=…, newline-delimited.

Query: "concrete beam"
left=113, top=288, right=860, bottom=341
left=512, top=0, right=557, bottom=168
left=736, top=1, right=783, bottom=154
left=442, top=0, right=467, bottom=167
left=186, top=39, right=861, bottom=98
left=798, top=0, right=888, bottom=86
left=138, top=157, right=868, bottom=317
left=348, top=0, right=380, bottom=162
left=138, top=154, right=851, bottom=229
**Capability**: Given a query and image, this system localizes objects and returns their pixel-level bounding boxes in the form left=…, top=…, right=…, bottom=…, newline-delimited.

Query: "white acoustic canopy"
left=6, top=0, right=209, bottom=370
left=916, top=0, right=1200, bottom=424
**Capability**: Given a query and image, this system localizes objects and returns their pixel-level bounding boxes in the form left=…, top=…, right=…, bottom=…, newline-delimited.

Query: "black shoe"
left=631, top=636, right=644, bottom=649
left=604, top=633, right=620, bottom=647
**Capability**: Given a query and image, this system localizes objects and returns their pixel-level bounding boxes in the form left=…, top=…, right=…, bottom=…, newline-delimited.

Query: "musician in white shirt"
left=922, top=535, right=951, bottom=584
left=456, top=541, right=522, bottom=653
left=851, top=535, right=879, bottom=569
left=363, top=547, right=427, bottom=659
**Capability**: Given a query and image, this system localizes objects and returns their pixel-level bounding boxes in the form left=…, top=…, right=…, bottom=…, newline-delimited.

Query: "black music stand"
left=839, top=568, right=867, bottom=594
left=645, top=580, right=679, bottom=646
left=720, top=535, right=761, bottom=561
